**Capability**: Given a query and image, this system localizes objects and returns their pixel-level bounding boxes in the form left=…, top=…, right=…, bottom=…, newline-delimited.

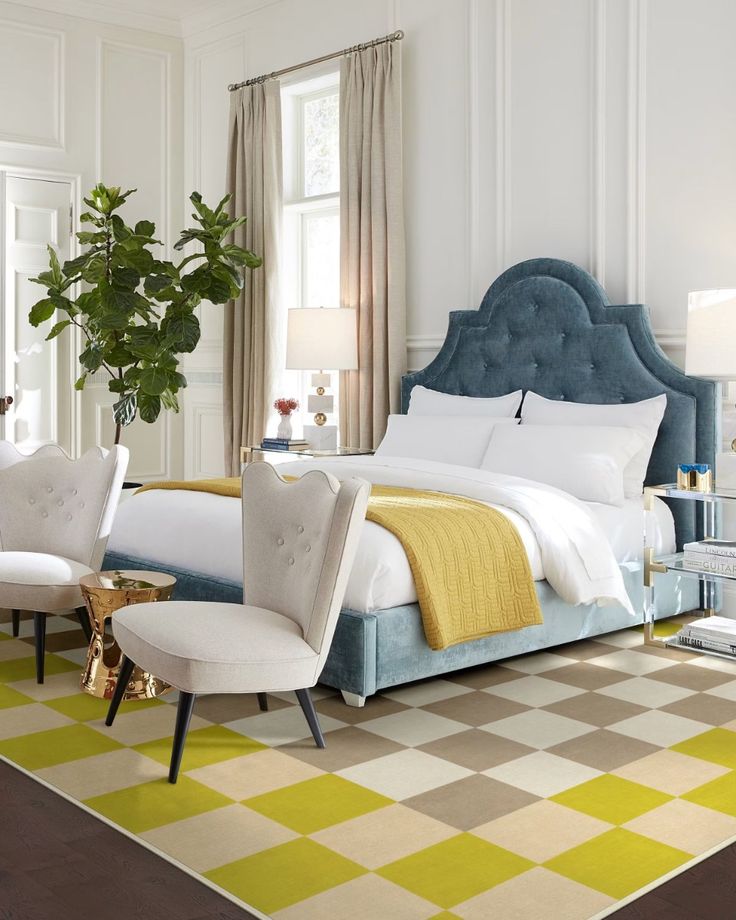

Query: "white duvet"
left=109, top=456, right=675, bottom=616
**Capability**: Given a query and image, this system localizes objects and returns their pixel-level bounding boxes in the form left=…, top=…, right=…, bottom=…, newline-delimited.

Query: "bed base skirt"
left=102, top=552, right=699, bottom=702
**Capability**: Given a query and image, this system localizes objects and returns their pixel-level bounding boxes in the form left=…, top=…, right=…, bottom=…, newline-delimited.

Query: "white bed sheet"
left=108, top=479, right=674, bottom=614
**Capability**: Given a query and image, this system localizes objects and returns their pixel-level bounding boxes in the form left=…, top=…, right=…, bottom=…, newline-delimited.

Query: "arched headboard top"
left=402, top=258, right=720, bottom=546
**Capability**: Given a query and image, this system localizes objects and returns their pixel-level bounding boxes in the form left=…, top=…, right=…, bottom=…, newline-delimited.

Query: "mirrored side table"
left=79, top=570, right=176, bottom=700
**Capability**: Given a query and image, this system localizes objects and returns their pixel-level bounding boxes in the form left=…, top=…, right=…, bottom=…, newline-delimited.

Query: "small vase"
left=277, top=415, right=292, bottom=440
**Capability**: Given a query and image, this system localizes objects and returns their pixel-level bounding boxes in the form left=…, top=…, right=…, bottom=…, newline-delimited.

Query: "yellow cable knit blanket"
left=137, top=477, right=542, bottom=650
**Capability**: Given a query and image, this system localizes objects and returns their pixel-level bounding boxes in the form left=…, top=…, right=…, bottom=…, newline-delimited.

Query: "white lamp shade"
left=286, top=308, right=358, bottom=370
left=686, top=289, right=736, bottom=380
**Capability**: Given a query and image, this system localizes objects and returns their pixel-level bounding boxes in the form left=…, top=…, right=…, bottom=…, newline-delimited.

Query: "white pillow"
left=521, top=391, right=667, bottom=497
left=408, top=385, right=523, bottom=418
left=480, top=424, right=645, bottom=506
left=376, top=415, right=519, bottom=468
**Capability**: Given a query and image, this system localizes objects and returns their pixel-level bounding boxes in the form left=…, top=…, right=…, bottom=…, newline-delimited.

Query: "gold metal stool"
left=79, top=570, right=176, bottom=700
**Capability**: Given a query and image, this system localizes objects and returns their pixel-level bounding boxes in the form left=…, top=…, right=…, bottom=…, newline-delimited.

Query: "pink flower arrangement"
left=274, top=397, right=299, bottom=416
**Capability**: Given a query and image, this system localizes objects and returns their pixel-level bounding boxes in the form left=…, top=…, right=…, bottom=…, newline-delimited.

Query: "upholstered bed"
left=104, top=259, right=719, bottom=705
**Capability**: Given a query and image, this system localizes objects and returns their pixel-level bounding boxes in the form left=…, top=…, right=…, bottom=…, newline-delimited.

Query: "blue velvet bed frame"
left=104, top=259, right=719, bottom=705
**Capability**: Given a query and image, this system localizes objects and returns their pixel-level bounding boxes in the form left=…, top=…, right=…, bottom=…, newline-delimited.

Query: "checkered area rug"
left=4, top=611, right=736, bottom=919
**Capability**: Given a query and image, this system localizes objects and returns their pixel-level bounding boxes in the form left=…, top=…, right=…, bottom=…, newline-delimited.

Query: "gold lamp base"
left=314, top=412, right=327, bottom=426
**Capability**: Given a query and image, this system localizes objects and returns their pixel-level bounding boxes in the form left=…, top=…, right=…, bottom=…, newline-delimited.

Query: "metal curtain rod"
left=228, top=29, right=404, bottom=91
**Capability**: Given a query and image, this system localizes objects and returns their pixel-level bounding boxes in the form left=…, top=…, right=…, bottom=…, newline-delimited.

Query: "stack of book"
left=683, top=539, right=736, bottom=577
left=261, top=437, right=310, bottom=452
left=675, top=616, right=736, bottom=656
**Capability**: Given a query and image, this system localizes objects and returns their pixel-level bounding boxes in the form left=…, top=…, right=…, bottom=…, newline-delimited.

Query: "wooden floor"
left=0, top=758, right=258, bottom=920
left=610, top=841, right=736, bottom=919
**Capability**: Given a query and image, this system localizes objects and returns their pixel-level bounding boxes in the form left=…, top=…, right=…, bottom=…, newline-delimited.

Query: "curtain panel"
left=224, top=81, right=284, bottom=475
left=339, top=42, right=407, bottom=450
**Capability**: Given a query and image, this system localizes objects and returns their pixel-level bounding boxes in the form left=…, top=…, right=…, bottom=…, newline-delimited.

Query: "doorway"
left=0, top=173, right=75, bottom=453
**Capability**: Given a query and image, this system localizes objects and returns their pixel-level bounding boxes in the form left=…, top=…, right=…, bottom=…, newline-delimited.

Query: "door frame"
left=0, top=164, right=82, bottom=455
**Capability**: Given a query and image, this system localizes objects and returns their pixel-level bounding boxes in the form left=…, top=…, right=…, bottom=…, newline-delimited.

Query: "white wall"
left=184, top=0, right=736, bottom=476
left=0, top=1, right=184, bottom=479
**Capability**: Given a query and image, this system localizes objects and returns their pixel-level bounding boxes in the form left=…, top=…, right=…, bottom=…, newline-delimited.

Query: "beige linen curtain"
left=224, top=81, right=284, bottom=475
left=339, top=42, right=406, bottom=450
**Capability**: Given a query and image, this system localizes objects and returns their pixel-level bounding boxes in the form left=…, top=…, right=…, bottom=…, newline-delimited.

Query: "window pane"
left=303, top=93, right=338, bottom=196
left=303, top=212, right=339, bottom=307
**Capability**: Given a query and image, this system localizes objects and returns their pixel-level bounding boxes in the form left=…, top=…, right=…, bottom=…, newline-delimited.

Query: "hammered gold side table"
left=79, top=570, right=176, bottom=701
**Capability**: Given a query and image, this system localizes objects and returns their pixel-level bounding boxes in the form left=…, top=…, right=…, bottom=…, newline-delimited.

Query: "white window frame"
left=280, top=70, right=340, bottom=435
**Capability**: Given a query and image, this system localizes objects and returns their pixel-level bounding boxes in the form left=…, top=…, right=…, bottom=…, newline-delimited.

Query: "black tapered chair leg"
left=11, top=609, right=20, bottom=638
left=169, top=692, right=196, bottom=784
left=105, top=656, right=135, bottom=726
left=295, top=688, right=326, bottom=749
left=257, top=692, right=269, bottom=711
left=75, top=606, right=92, bottom=643
left=33, top=613, right=46, bottom=684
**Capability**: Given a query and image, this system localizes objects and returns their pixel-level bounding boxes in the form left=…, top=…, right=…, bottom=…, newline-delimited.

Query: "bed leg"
left=341, top=690, right=366, bottom=708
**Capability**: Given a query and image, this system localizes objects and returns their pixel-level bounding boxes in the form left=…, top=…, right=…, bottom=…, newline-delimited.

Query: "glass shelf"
left=646, top=483, right=736, bottom=504
left=653, top=552, right=736, bottom=584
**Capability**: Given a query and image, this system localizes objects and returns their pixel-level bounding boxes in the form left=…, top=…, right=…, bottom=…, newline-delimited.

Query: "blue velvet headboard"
left=401, top=258, right=720, bottom=547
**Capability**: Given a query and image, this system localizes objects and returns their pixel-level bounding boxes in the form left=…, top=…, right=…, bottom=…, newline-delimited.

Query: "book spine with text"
left=676, top=634, right=736, bottom=656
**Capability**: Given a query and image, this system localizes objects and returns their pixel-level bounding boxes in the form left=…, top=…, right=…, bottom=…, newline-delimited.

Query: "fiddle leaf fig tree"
left=28, top=184, right=261, bottom=444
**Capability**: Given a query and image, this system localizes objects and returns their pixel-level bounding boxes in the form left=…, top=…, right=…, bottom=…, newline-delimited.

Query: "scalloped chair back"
left=242, top=462, right=370, bottom=670
left=0, top=446, right=129, bottom=569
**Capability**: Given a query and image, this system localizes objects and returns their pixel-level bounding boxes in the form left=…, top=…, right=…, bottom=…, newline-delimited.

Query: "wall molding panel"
left=590, top=0, right=606, bottom=287
left=626, top=0, right=647, bottom=304
left=494, top=0, right=509, bottom=276
left=0, top=21, right=64, bottom=149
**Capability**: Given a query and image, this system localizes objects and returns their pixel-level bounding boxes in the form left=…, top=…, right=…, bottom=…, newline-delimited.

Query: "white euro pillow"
left=376, top=415, right=519, bottom=468
left=521, top=391, right=667, bottom=497
left=480, top=424, right=645, bottom=506
left=408, top=385, right=523, bottom=418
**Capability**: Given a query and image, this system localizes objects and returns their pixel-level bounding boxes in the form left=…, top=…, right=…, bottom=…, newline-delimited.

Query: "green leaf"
left=108, top=378, right=127, bottom=394
left=81, top=255, right=107, bottom=284
left=135, top=220, right=156, bottom=238
left=63, top=253, right=93, bottom=276
left=75, top=373, right=88, bottom=391
left=116, top=246, right=154, bottom=276
left=162, top=311, right=200, bottom=353
left=106, top=344, right=134, bottom=367
left=29, top=298, right=56, bottom=326
left=45, top=319, right=72, bottom=340
left=47, top=246, right=63, bottom=286
left=111, top=266, right=139, bottom=290
left=139, top=366, right=169, bottom=397
left=112, top=392, right=137, bottom=427
left=138, top=392, right=161, bottom=424
left=168, top=370, right=188, bottom=390
left=76, top=230, right=107, bottom=245
left=111, top=215, right=132, bottom=242
left=79, top=342, right=105, bottom=372
left=96, top=311, right=130, bottom=331
left=144, top=274, right=173, bottom=295
left=160, top=389, right=180, bottom=412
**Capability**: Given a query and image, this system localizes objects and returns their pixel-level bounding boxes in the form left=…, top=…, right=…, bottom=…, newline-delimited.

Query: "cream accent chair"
left=107, top=462, right=370, bottom=784
left=0, top=446, right=129, bottom=681
left=0, top=441, right=71, bottom=638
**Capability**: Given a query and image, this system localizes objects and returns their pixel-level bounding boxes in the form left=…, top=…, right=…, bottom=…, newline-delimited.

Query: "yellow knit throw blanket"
left=137, top=477, right=542, bottom=650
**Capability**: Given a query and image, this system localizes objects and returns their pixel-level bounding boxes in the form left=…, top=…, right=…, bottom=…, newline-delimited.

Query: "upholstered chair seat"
left=108, top=463, right=370, bottom=784
left=112, top=601, right=320, bottom=694
left=0, top=553, right=93, bottom=611
left=0, top=445, right=129, bottom=681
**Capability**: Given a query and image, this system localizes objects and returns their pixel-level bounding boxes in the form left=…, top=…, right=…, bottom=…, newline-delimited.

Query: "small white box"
left=311, top=372, right=331, bottom=388
left=304, top=425, right=337, bottom=450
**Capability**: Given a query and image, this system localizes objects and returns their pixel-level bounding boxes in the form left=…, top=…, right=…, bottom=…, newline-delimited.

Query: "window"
left=281, top=72, right=340, bottom=434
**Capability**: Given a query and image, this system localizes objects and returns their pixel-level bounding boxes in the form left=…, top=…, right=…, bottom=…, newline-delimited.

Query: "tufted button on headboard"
left=401, top=258, right=719, bottom=548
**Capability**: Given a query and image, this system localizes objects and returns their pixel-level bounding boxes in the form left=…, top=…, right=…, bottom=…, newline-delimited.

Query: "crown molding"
left=0, top=0, right=183, bottom=35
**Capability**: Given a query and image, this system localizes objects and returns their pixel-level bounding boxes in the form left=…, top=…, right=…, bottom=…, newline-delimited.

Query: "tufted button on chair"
left=0, top=445, right=129, bottom=680
left=106, top=462, right=370, bottom=784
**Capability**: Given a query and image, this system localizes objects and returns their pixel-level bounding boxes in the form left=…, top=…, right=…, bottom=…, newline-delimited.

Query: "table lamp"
left=686, top=289, right=736, bottom=449
left=286, top=307, right=358, bottom=450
